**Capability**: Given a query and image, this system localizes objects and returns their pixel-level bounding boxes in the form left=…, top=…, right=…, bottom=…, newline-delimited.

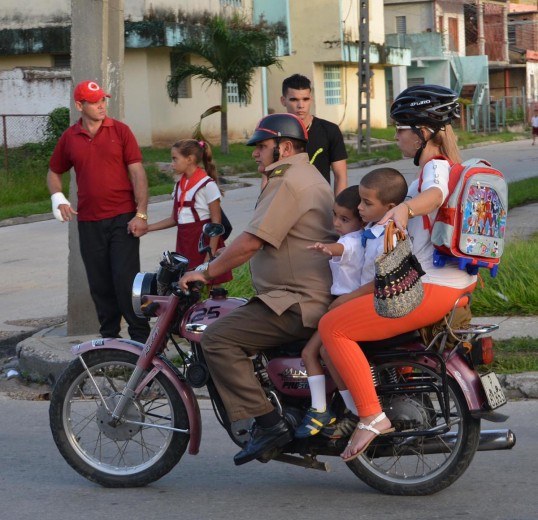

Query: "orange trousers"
left=317, top=283, right=475, bottom=417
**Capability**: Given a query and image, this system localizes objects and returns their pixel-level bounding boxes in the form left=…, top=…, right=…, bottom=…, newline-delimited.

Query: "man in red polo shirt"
left=47, top=80, right=150, bottom=343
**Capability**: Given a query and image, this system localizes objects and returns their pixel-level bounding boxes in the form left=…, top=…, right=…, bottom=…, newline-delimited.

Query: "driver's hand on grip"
left=178, top=270, right=208, bottom=292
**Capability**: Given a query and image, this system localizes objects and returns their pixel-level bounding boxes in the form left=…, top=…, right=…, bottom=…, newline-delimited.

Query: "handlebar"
left=171, top=280, right=205, bottom=297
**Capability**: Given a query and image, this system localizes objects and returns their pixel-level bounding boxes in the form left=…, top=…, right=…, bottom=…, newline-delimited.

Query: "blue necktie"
left=361, top=228, right=379, bottom=247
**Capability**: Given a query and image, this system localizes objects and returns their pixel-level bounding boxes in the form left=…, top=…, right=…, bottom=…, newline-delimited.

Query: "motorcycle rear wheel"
left=49, top=350, right=189, bottom=487
left=346, top=360, right=481, bottom=495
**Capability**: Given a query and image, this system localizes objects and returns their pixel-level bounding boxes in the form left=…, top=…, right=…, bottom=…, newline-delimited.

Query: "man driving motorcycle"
left=178, top=113, right=335, bottom=465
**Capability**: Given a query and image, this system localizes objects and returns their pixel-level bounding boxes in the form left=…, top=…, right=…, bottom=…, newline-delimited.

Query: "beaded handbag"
left=374, top=221, right=426, bottom=318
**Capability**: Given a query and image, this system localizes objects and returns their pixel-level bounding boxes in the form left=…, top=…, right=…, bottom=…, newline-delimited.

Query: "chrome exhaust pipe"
left=371, top=429, right=516, bottom=457
left=419, top=429, right=516, bottom=453
left=477, top=429, right=516, bottom=451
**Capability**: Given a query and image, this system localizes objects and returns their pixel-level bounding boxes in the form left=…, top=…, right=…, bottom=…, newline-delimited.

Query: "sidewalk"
left=1, top=153, right=537, bottom=398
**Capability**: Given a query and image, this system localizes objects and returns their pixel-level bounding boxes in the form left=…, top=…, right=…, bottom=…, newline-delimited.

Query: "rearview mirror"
left=198, top=223, right=225, bottom=259
left=202, top=222, right=225, bottom=238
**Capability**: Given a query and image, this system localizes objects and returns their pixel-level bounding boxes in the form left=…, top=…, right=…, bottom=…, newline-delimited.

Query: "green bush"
left=44, top=107, right=70, bottom=144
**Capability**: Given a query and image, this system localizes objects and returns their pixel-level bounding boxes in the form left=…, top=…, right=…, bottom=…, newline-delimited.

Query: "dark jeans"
left=78, top=212, right=150, bottom=343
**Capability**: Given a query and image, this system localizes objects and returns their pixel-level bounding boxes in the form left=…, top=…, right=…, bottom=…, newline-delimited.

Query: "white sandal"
left=342, top=412, right=395, bottom=462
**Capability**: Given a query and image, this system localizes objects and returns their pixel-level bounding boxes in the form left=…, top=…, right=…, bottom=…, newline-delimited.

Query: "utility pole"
left=357, top=0, right=371, bottom=152
left=67, top=0, right=124, bottom=334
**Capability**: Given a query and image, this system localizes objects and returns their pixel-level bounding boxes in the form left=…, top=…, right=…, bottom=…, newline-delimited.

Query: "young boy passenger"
left=296, top=168, right=409, bottom=439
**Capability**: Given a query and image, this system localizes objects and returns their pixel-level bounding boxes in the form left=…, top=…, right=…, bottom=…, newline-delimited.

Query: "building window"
left=409, top=77, right=426, bottom=87
left=53, top=54, right=70, bottom=68
left=396, top=16, right=407, bottom=35
left=227, top=82, right=248, bottom=105
left=507, top=21, right=516, bottom=45
left=170, top=53, right=191, bottom=98
left=323, top=65, right=342, bottom=105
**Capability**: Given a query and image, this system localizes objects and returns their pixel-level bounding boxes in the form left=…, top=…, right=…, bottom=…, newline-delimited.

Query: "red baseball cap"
left=73, top=80, right=111, bottom=103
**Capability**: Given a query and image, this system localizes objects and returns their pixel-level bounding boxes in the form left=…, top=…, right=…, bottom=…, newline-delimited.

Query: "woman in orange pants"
left=318, top=85, right=477, bottom=461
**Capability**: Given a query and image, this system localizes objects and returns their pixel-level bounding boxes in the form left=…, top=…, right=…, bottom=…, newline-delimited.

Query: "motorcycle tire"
left=49, top=349, right=189, bottom=487
left=346, top=360, right=481, bottom=495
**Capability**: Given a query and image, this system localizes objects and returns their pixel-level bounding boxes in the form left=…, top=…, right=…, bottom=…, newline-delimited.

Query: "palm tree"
left=167, top=15, right=281, bottom=154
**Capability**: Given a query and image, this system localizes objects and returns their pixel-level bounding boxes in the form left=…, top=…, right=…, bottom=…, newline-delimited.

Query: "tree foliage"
left=167, top=14, right=281, bottom=153
left=44, top=107, right=70, bottom=145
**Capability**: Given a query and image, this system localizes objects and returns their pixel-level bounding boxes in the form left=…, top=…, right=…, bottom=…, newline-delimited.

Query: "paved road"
left=0, top=139, right=536, bottom=333
left=0, top=395, right=534, bottom=520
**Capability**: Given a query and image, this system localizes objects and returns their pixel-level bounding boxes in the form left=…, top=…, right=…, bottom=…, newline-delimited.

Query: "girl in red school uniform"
left=147, top=139, right=232, bottom=284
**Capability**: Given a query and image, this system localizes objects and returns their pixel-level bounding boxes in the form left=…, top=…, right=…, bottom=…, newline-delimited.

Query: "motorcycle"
left=49, top=223, right=515, bottom=495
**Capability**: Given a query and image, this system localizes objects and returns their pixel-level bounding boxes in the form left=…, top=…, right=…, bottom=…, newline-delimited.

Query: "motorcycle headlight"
left=156, top=253, right=189, bottom=295
left=132, top=272, right=157, bottom=318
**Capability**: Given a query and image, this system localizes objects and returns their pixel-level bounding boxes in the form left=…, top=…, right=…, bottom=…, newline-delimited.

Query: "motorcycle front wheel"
left=346, top=360, right=481, bottom=495
left=49, top=350, right=189, bottom=487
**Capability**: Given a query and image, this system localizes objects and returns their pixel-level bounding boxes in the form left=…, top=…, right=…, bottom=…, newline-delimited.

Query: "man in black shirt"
left=280, top=74, right=348, bottom=195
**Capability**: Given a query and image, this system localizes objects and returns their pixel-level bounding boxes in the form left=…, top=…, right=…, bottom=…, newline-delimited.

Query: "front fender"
left=72, top=338, right=201, bottom=455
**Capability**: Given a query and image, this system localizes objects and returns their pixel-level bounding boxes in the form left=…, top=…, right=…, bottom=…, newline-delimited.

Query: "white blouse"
left=173, top=177, right=221, bottom=224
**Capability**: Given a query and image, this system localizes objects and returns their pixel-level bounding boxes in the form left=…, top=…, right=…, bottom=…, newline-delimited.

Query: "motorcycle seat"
left=275, top=330, right=422, bottom=358
left=360, top=330, right=421, bottom=352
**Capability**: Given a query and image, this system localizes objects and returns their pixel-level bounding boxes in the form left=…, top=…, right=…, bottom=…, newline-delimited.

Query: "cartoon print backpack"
left=419, top=157, right=508, bottom=277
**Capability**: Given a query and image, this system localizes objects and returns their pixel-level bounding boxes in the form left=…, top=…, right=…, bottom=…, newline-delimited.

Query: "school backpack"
left=419, top=156, right=508, bottom=277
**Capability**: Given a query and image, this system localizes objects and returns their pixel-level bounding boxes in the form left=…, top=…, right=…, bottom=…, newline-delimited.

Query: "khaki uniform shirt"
left=245, top=153, right=336, bottom=328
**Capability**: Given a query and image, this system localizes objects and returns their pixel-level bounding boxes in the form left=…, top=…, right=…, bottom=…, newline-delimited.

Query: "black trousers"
left=78, top=212, right=150, bottom=343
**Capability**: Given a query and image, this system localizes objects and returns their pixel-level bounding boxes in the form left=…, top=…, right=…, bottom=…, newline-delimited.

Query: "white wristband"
left=51, top=192, right=70, bottom=222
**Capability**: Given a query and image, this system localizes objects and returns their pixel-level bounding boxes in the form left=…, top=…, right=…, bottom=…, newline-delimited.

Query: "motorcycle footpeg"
left=272, top=453, right=331, bottom=472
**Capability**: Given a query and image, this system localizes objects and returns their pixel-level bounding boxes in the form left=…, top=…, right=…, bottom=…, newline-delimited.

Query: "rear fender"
left=371, top=343, right=489, bottom=414
left=407, top=346, right=489, bottom=413
left=444, top=352, right=489, bottom=414
left=72, top=338, right=201, bottom=455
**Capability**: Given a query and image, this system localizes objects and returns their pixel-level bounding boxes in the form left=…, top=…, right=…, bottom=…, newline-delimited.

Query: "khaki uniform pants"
left=201, top=299, right=317, bottom=422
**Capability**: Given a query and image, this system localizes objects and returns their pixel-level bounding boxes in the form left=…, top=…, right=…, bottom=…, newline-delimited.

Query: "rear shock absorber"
left=370, top=363, right=383, bottom=407
left=370, top=363, right=380, bottom=387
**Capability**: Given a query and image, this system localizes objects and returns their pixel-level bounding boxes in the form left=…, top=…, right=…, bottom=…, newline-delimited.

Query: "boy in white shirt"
left=296, top=168, right=409, bottom=439
left=294, top=186, right=364, bottom=438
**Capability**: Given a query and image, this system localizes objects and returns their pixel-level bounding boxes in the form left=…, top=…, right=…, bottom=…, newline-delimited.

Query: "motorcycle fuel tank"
left=180, top=290, right=248, bottom=342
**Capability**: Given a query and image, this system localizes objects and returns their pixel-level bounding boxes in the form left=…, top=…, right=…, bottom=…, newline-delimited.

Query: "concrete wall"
left=527, top=62, right=538, bottom=101
left=125, top=0, right=254, bottom=19
left=0, top=0, right=70, bottom=29
left=384, top=1, right=435, bottom=34
left=0, top=67, right=70, bottom=147
left=124, top=47, right=265, bottom=146
left=0, top=0, right=252, bottom=27
left=0, top=0, right=264, bottom=147
left=0, top=67, right=70, bottom=114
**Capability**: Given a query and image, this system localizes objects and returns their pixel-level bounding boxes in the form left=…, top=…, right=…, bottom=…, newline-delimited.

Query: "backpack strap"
left=185, top=178, right=213, bottom=222
left=417, top=155, right=454, bottom=233
left=174, top=177, right=213, bottom=223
